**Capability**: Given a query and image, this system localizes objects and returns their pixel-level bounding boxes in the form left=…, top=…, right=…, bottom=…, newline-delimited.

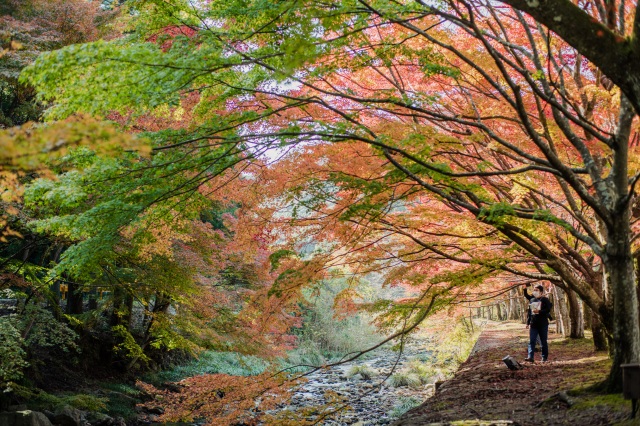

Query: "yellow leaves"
left=120, top=209, right=194, bottom=262
left=581, top=83, right=614, bottom=106
left=0, top=116, right=150, bottom=171
left=509, top=180, right=530, bottom=205
left=0, top=36, right=24, bottom=59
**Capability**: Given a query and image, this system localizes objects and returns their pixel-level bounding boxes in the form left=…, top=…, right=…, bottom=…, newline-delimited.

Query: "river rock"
left=53, top=405, right=84, bottom=426
left=0, top=410, right=53, bottom=426
left=84, top=411, right=120, bottom=426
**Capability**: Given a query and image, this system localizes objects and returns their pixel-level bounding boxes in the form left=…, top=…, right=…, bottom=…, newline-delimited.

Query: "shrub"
left=346, top=365, right=377, bottom=380
left=0, top=316, right=29, bottom=391
left=29, top=390, right=108, bottom=413
left=292, top=278, right=382, bottom=360
left=144, top=351, right=268, bottom=384
left=406, top=360, right=437, bottom=384
left=389, top=372, right=422, bottom=388
left=62, top=394, right=108, bottom=412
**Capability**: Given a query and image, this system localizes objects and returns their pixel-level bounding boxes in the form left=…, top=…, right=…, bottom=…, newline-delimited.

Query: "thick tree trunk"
left=567, top=289, right=585, bottom=338
left=604, top=236, right=640, bottom=390
left=604, top=95, right=640, bottom=391
left=551, top=286, right=565, bottom=336
left=590, top=307, right=609, bottom=351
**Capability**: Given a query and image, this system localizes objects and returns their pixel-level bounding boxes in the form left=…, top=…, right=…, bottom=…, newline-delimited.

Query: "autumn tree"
left=493, top=0, right=640, bottom=116
left=1, top=0, right=303, bottom=396
left=20, top=0, right=640, bottom=390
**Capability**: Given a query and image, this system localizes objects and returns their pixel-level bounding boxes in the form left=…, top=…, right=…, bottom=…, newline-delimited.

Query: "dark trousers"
left=528, top=324, right=549, bottom=359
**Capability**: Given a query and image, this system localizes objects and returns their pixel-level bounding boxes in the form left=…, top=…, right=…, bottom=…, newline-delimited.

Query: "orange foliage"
left=137, top=373, right=297, bottom=426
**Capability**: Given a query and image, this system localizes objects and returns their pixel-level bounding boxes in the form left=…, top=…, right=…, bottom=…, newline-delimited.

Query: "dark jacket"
left=524, top=288, right=552, bottom=329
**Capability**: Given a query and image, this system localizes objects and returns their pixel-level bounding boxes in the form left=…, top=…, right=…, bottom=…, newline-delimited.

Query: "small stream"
left=271, top=339, right=441, bottom=425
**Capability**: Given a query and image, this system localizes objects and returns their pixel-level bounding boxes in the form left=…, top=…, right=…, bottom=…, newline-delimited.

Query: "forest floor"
left=393, top=321, right=639, bottom=426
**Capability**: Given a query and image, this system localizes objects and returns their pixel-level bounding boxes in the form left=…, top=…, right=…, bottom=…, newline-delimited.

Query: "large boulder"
left=0, top=410, right=54, bottom=426
left=52, top=406, right=84, bottom=426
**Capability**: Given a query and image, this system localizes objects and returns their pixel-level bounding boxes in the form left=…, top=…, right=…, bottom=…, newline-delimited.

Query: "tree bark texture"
left=554, top=286, right=570, bottom=337
left=567, top=289, right=585, bottom=338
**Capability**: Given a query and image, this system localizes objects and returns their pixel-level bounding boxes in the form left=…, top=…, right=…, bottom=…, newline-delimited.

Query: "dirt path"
left=392, top=321, right=635, bottom=426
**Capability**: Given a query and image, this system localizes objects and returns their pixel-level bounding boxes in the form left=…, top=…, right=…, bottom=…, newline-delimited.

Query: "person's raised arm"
left=523, top=284, right=533, bottom=301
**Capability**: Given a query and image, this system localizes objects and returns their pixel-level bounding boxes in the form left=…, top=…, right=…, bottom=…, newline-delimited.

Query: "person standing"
left=523, top=284, right=552, bottom=363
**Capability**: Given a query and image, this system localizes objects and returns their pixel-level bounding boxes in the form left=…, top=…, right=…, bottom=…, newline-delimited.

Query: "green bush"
left=61, top=394, right=108, bottom=412
left=29, top=390, right=108, bottom=413
left=144, top=351, right=268, bottom=384
left=389, top=372, right=422, bottom=388
left=406, top=360, right=437, bottom=384
left=347, top=365, right=377, bottom=380
left=98, top=383, right=141, bottom=420
left=0, top=316, right=29, bottom=391
left=434, top=318, right=479, bottom=367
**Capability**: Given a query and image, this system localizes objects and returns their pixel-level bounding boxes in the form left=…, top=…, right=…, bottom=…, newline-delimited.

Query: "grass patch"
left=98, top=382, right=143, bottom=420
left=389, top=372, right=422, bottom=388
left=406, top=360, right=439, bottom=384
left=25, top=389, right=108, bottom=413
left=570, top=393, right=629, bottom=412
left=613, top=419, right=640, bottom=426
left=346, top=365, right=377, bottom=380
left=144, top=351, right=268, bottom=384
left=388, top=395, right=421, bottom=418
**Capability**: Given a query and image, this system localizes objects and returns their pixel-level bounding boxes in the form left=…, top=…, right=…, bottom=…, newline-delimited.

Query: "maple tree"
left=0, top=2, right=304, bottom=409
left=1, top=6, right=639, bottom=426
left=22, top=0, right=640, bottom=391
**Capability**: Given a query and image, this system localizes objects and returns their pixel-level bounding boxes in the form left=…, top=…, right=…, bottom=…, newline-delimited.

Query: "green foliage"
left=288, top=278, right=382, bottom=363
left=28, top=390, right=108, bottom=413
left=144, top=351, right=268, bottom=384
left=112, top=325, right=150, bottom=365
left=477, top=203, right=516, bottom=224
left=95, top=382, right=143, bottom=420
left=0, top=316, right=29, bottom=391
left=433, top=319, right=480, bottom=368
left=62, top=395, right=108, bottom=412
left=20, top=304, right=79, bottom=353
left=406, top=360, right=438, bottom=384
left=0, top=300, right=79, bottom=391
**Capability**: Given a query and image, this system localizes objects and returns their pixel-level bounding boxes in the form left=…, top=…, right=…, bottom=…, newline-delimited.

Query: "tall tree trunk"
left=555, top=286, right=571, bottom=337
left=589, top=270, right=609, bottom=351
left=604, top=232, right=640, bottom=390
left=567, top=289, right=585, bottom=338
left=551, top=286, right=565, bottom=336
left=589, top=306, right=608, bottom=351
left=509, top=289, right=520, bottom=320
left=604, top=95, right=640, bottom=391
